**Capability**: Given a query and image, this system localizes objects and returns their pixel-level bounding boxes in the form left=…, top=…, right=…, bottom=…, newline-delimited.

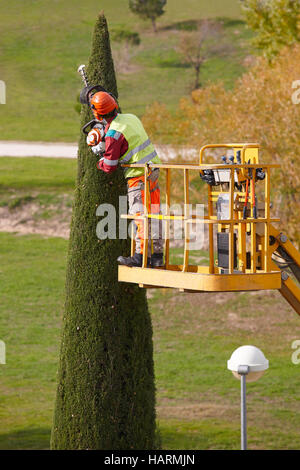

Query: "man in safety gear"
left=86, top=91, right=164, bottom=268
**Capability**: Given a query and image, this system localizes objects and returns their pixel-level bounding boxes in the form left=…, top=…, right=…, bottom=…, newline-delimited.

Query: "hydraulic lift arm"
left=270, top=225, right=300, bottom=315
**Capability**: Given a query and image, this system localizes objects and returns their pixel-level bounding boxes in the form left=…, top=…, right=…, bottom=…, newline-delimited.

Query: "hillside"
left=0, top=0, right=253, bottom=141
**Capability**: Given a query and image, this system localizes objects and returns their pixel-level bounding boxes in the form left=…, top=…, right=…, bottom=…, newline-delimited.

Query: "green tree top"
left=129, top=0, right=167, bottom=32
left=241, top=0, right=300, bottom=61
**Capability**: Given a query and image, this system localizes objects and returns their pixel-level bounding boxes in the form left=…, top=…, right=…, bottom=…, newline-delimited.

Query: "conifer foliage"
left=51, top=13, right=156, bottom=450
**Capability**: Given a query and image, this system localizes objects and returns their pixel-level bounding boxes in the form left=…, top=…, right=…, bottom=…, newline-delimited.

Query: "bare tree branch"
left=177, top=19, right=231, bottom=89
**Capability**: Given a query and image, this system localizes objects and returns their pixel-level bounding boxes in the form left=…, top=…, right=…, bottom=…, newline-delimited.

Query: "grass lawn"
left=0, top=157, right=77, bottom=224
left=1, top=231, right=300, bottom=450
left=0, top=157, right=77, bottom=193
left=0, top=157, right=76, bottom=193
left=0, top=0, right=252, bottom=142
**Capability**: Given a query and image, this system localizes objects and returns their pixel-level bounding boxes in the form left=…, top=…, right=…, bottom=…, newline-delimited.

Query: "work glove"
left=200, top=169, right=216, bottom=186
left=91, top=142, right=106, bottom=156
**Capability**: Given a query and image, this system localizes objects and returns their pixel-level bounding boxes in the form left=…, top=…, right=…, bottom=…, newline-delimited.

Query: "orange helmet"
left=90, top=92, right=118, bottom=120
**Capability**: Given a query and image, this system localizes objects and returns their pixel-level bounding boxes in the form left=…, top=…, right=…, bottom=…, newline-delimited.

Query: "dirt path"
left=0, top=140, right=198, bottom=161
left=0, top=141, right=78, bottom=158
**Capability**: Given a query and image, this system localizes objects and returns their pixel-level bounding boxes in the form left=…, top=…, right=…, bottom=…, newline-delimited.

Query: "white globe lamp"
left=227, top=345, right=269, bottom=450
left=227, top=345, right=269, bottom=382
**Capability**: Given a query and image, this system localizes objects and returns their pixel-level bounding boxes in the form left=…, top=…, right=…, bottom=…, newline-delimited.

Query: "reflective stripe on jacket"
left=107, top=113, right=161, bottom=178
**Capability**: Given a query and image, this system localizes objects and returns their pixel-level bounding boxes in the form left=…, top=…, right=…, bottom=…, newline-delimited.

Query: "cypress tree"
left=51, top=13, right=157, bottom=450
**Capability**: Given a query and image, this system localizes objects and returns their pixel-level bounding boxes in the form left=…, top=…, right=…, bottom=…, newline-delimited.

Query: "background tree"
left=129, top=0, right=167, bottom=33
left=240, top=0, right=300, bottom=62
left=111, top=28, right=141, bottom=74
left=51, top=12, right=157, bottom=450
left=178, top=20, right=230, bottom=90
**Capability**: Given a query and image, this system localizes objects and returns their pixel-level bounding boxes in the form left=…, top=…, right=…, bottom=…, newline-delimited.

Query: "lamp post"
left=227, top=345, right=269, bottom=450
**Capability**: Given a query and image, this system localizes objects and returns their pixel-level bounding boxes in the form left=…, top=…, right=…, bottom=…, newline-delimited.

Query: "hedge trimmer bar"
left=77, top=63, right=107, bottom=106
left=77, top=64, right=120, bottom=136
left=77, top=64, right=90, bottom=87
left=77, top=64, right=108, bottom=135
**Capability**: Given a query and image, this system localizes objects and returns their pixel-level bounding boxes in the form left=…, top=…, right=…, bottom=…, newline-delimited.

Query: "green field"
left=1, top=156, right=300, bottom=450
left=1, top=231, right=300, bottom=450
left=0, top=157, right=76, bottom=193
left=0, top=0, right=252, bottom=142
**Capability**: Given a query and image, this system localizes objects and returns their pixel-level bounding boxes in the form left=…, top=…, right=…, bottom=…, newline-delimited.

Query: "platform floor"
left=118, top=265, right=282, bottom=292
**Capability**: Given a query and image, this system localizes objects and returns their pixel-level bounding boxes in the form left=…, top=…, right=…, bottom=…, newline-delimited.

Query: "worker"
left=86, top=91, right=164, bottom=268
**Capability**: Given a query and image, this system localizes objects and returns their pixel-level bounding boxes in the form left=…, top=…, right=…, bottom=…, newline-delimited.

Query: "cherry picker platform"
left=118, top=143, right=300, bottom=316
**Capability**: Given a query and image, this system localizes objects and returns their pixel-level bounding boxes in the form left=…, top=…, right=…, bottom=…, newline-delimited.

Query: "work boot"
left=117, top=252, right=150, bottom=267
left=151, top=253, right=164, bottom=268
